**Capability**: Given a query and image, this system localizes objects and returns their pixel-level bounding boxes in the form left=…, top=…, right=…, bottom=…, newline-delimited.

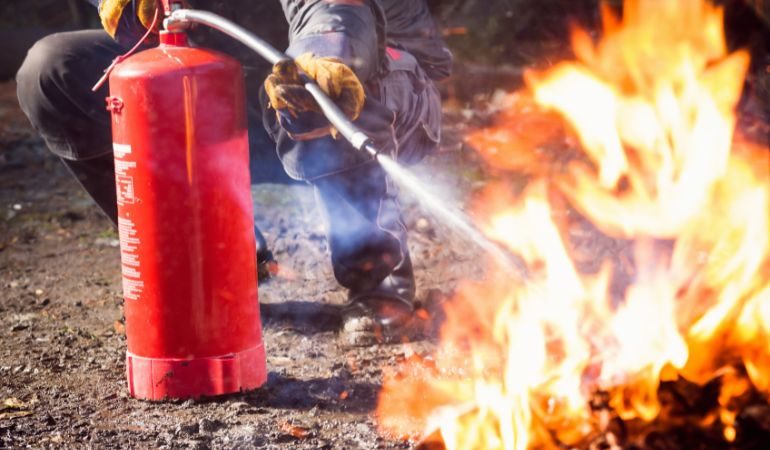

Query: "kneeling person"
left=15, top=0, right=452, bottom=344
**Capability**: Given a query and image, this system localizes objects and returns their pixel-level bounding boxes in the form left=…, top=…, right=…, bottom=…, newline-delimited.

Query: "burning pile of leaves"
left=376, top=0, right=770, bottom=449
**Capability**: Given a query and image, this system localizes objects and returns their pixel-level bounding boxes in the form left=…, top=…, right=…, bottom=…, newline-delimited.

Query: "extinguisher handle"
left=164, top=9, right=376, bottom=157
left=160, top=0, right=180, bottom=14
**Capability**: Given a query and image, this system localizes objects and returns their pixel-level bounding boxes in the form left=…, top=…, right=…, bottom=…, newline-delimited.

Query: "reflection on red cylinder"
left=107, top=31, right=266, bottom=400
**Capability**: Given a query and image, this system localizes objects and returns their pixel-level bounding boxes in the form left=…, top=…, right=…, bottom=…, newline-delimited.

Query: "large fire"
left=377, top=0, right=770, bottom=448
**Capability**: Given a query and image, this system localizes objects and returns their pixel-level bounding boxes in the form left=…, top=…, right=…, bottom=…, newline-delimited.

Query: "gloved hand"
left=99, top=0, right=160, bottom=38
left=264, top=53, right=366, bottom=140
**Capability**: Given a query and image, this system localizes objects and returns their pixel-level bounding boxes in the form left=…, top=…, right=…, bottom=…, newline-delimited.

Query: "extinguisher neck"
left=160, top=0, right=184, bottom=15
left=159, top=30, right=189, bottom=46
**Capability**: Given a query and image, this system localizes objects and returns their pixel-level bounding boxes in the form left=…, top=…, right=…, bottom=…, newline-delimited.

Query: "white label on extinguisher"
left=114, top=143, right=131, bottom=159
left=114, top=143, right=136, bottom=205
left=118, top=216, right=144, bottom=301
left=114, top=143, right=143, bottom=301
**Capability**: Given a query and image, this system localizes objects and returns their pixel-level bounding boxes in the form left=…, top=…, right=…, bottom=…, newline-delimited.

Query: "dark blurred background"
left=0, top=1, right=100, bottom=80
left=1, top=0, right=768, bottom=101
left=0, top=0, right=602, bottom=81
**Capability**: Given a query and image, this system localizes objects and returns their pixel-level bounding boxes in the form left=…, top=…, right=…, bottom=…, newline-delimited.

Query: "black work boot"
left=254, top=225, right=276, bottom=282
left=341, top=253, right=416, bottom=346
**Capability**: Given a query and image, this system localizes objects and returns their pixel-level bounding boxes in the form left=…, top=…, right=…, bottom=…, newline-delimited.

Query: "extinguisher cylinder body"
left=108, top=32, right=266, bottom=400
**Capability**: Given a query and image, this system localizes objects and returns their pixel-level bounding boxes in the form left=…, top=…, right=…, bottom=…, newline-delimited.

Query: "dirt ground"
left=0, top=77, right=496, bottom=449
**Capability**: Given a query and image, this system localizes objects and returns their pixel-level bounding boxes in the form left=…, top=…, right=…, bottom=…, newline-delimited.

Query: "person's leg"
left=313, top=163, right=417, bottom=341
left=266, top=92, right=412, bottom=278
left=312, top=159, right=413, bottom=303
left=16, top=30, right=125, bottom=224
left=261, top=49, right=442, bottom=341
left=288, top=138, right=417, bottom=344
left=60, top=155, right=119, bottom=223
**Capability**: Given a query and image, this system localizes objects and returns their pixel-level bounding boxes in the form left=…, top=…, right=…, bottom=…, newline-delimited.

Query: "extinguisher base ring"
left=126, top=344, right=267, bottom=400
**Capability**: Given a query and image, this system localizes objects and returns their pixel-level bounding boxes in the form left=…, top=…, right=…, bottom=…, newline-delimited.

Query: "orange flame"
left=377, top=0, right=770, bottom=448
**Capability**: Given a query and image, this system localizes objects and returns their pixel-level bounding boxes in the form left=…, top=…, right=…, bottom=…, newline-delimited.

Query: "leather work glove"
left=99, top=0, right=160, bottom=38
left=264, top=53, right=366, bottom=140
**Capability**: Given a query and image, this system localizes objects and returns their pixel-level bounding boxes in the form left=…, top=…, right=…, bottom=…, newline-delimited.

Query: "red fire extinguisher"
left=106, top=0, right=267, bottom=400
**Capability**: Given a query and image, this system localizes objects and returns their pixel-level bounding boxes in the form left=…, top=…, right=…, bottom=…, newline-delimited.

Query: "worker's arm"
left=280, top=0, right=384, bottom=83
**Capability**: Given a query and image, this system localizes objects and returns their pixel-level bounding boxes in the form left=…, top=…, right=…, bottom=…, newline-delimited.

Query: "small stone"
left=229, top=401, right=250, bottom=412
left=10, top=323, right=28, bottom=332
left=189, top=440, right=209, bottom=450
left=156, top=432, right=173, bottom=446
left=176, top=422, right=199, bottom=435
left=113, top=321, right=126, bottom=335
left=198, top=418, right=222, bottom=433
left=279, top=421, right=312, bottom=439
left=94, top=238, right=120, bottom=248
left=34, top=289, right=44, bottom=297
left=415, top=218, right=431, bottom=232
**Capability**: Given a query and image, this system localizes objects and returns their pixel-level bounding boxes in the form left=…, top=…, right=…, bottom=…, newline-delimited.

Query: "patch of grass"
left=97, top=228, right=118, bottom=239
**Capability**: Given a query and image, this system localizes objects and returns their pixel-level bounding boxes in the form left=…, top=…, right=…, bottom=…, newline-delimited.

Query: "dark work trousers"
left=15, top=30, right=442, bottom=304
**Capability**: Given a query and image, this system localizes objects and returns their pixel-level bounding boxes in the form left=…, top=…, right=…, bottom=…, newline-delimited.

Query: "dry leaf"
left=279, top=421, right=310, bottom=439
left=2, top=398, right=26, bottom=410
left=0, top=411, right=33, bottom=420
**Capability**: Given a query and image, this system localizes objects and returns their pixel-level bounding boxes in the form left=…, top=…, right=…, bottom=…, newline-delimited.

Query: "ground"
left=0, top=79, right=494, bottom=449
